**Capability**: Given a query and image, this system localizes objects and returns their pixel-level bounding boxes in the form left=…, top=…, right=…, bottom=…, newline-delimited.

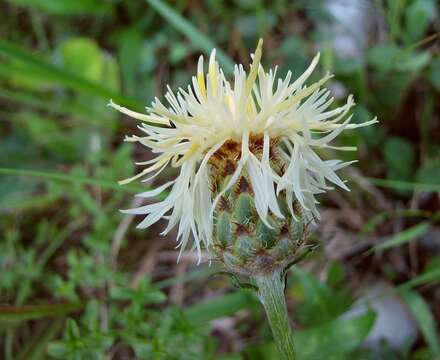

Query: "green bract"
left=210, top=141, right=306, bottom=276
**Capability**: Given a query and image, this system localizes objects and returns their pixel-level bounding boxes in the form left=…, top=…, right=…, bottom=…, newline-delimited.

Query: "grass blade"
left=361, top=209, right=432, bottom=234
left=0, top=167, right=146, bottom=194
left=0, top=303, right=82, bottom=323
left=0, top=88, right=103, bottom=122
left=374, top=222, right=429, bottom=252
left=8, top=0, right=109, bottom=15
left=401, top=290, right=440, bottom=355
left=146, top=0, right=234, bottom=73
left=0, top=40, right=140, bottom=109
left=364, top=177, right=440, bottom=192
left=16, top=319, right=64, bottom=360
left=399, top=267, right=440, bottom=290
left=0, top=193, right=59, bottom=211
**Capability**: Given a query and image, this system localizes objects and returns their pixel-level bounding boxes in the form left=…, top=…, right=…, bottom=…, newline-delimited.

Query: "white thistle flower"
left=110, top=39, right=377, bottom=262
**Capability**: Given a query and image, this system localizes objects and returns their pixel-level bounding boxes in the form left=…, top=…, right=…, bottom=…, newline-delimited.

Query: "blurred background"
left=0, top=0, right=439, bottom=359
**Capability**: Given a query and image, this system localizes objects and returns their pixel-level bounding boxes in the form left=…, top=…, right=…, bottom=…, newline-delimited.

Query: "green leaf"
left=294, top=311, right=376, bottom=360
left=0, top=303, right=82, bottom=323
left=185, top=291, right=256, bottom=326
left=428, top=58, right=440, bottom=91
left=395, top=51, right=431, bottom=72
left=48, top=318, right=113, bottom=359
left=68, top=320, right=84, bottom=344
left=236, top=12, right=277, bottom=39
left=6, top=0, right=110, bottom=15
left=367, top=44, right=401, bottom=73
left=374, top=222, right=430, bottom=252
left=0, top=39, right=139, bottom=109
left=60, top=38, right=104, bottom=83
left=102, top=54, right=121, bottom=93
left=384, top=136, right=415, bottom=181
left=291, top=267, right=352, bottom=326
left=146, top=0, right=234, bottom=73
left=110, top=277, right=166, bottom=305
left=16, top=319, right=64, bottom=360
left=118, top=28, right=143, bottom=97
left=371, top=71, right=412, bottom=109
left=326, top=262, right=346, bottom=287
left=18, top=112, right=86, bottom=162
left=367, top=44, right=430, bottom=75
left=401, top=290, right=440, bottom=355
left=416, top=161, right=440, bottom=186
left=404, top=0, right=438, bottom=43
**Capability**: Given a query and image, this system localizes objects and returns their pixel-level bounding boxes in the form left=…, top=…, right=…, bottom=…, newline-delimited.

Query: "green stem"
left=253, top=271, right=296, bottom=360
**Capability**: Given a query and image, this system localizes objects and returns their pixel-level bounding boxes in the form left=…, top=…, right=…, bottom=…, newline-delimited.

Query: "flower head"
left=110, top=39, right=376, bottom=262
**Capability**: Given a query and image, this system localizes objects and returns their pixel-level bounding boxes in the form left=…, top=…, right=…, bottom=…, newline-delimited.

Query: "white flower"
left=110, top=39, right=377, bottom=262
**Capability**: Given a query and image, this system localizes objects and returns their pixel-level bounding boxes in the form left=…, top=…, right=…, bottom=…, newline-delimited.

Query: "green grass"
left=0, top=0, right=439, bottom=359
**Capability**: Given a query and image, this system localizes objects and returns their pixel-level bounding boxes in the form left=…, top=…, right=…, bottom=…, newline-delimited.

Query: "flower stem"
left=253, top=270, right=296, bottom=360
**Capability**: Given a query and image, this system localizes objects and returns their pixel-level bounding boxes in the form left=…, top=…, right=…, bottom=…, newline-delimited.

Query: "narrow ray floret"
left=110, top=39, right=377, bottom=264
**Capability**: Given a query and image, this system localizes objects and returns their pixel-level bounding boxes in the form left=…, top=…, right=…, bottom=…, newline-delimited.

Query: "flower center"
left=207, top=135, right=282, bottom=178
